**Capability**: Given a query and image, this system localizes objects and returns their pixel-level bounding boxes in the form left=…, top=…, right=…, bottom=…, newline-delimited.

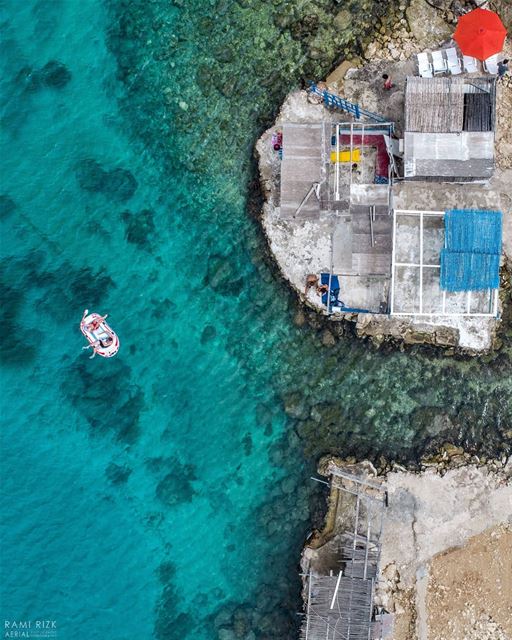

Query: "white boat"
left=80, top=309, right=119, bottom=358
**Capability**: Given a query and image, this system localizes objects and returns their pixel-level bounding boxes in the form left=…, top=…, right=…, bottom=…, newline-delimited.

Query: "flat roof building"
left=403, top=76, right=496, bottom=181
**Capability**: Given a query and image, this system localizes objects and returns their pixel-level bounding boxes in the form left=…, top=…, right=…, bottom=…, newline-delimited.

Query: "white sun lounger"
left=463, top=55, right=479, bottom=73
left=417, top=52, right=433, bottom=78
left=432, top=50, right=448, bottom=75
left=445, top=48, right=462, bottom=75
left=484, top=54, right=499, bottom=74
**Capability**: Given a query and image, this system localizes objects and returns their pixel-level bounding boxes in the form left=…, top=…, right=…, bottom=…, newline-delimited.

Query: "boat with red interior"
left=80, top=309, right=119, bottom=358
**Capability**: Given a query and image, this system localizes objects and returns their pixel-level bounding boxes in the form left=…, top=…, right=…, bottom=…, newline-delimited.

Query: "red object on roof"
left=453, top=8, right=507, bottom=60
left=338, top=134, right=389, bottom=179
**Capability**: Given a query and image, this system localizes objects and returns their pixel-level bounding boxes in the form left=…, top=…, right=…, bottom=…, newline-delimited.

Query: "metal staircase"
left=309, top=82, right=388, bottom=124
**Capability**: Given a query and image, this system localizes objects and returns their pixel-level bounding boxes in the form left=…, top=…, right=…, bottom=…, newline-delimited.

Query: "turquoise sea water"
left=1, top=1, right=511, bottom=639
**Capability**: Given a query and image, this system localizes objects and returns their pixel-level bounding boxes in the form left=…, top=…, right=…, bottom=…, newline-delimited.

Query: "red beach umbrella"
left=453, top=8, right=507, bottom=60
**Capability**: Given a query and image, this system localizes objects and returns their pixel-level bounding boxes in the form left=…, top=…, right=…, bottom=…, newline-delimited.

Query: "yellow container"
left=330, top=149, right=360, bottom=163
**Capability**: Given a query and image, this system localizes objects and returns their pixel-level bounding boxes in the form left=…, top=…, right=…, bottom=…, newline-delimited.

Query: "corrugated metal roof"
left=404, top=132, right=494, bottom=178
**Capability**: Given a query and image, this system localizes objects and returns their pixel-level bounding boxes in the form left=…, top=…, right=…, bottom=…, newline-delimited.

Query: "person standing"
left=382, top=74, right=393, bottom=90
left=497, top=59, right=509, bottom=80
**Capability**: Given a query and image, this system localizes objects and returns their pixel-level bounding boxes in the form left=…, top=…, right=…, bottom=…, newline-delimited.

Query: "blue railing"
left=309, top=82, right=388, bottom=124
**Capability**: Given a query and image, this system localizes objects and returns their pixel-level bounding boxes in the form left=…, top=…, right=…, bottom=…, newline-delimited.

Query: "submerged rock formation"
left=75, top=158, right=138, bottom=201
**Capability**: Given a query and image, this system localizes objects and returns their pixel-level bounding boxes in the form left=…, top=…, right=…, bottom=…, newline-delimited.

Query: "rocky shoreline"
left=302, top=452, right=511, bottom=640
left=255, top=0, right=512, bottom=355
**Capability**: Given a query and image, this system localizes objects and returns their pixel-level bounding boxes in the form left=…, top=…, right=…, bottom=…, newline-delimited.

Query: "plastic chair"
left=417, top=52, right=433, bottom=78
left=463, top=55, right=478, bottom=73
left=484, top=54, right=499, bottom=74
left=432, top=50, right=448, bottom=75
left=445, top=48, right=462, bottom=75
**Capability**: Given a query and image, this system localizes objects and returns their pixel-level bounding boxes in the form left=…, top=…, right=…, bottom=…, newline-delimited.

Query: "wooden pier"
left=301, top=468, right=388, bottom=640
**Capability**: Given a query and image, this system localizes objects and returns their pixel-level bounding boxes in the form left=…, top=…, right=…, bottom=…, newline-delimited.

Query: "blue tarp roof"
left=440, top=251, right=500, bottom=291
left=444, top=209, right=502, bottom=254
left=440, top=209, right=501, bottom=292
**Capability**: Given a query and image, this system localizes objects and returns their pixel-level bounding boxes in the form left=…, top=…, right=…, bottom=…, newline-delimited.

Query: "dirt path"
left=427, top=524, right=512, bottom=640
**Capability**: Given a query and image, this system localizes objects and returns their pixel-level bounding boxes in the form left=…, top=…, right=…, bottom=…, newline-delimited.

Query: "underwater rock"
left=154, top=560, right=196, bottom=639
left=15, top=61, right=70, bottom=91
left=156, top=471, right=195, bottom=506
left=0, top=280, right=36, bottom=365
left=200, top=324, right=217, bottom=344
left=67, top=265, right=116, bottom=310
left=75, top=159, right=137, bottom=201
left=75, top=159, right=108, bottom=193
left=15, top=65, right=38, bottom=90
left=412, top=407, right=454, bottom=438
left=105, top=462, right=132, bottom=484
left=242, top=432, right=252, bottom=456
left=321, top=329, right=336, bottom=347
left=195, top=63, right=212, bottom=91
left=312, top=402, right=344, bottom=427
left=255, top=402, right=273, bottom=429
left=213, top=608, right=234, bottom=630
left=105, top=167, right=138, bottom=201
left=205, top=254, right=244, bottom=296
left=290, top=14, right=319, bottom=40
left=40, top=60, right=72, bottom=88
left=280, top=476, right=296, bottom=495
left=121, top=209, right=155, bottom=248
left=334, top=9, right=352, bottom=31
left=158, top=560, right=176, bottom=584
left=282, top=391, right=309, bottom=420
left=150, top=297, right=177, bottom=319
left=213, top=45, right=235, bottom=64
left=12, top=256, right=115, bottom=322
left=61, top=359, right=144, bottom=444
left=0, top=195, right=17, bottom=220
left=293, top=309, right=306, bottom=327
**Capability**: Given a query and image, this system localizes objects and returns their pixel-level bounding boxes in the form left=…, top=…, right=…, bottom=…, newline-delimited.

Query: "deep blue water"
left=1, top=1, right=510, bottom=639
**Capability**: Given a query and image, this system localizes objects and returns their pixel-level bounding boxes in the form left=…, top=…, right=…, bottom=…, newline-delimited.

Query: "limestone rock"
left=321, top=329, right=336, bottom=347
left=405, top=0, right=453, bottom=50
